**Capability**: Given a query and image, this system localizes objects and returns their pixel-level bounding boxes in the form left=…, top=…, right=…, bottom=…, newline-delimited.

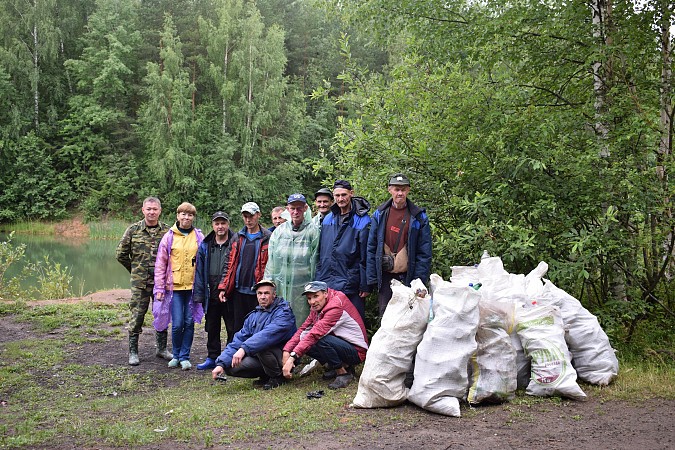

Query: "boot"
left=155, top=330, right=173, bottom=360
left=128, top=334, right=140, bottom=366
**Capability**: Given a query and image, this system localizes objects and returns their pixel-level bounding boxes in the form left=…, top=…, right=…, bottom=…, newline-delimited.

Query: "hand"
left=282, top=358, right=294, bottom=379
left=218, top=291, right=227, bottom=302
left=155, top=292, right=164, bottom=301
left=359, top=291, right=369, bottom=298
left=212, top=365, right=224, bottom=380
left=231, top=348, right=245, bottom=368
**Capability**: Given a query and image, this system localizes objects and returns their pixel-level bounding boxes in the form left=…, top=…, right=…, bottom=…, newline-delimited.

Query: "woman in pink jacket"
left=153, top=202, right=205, bottom=370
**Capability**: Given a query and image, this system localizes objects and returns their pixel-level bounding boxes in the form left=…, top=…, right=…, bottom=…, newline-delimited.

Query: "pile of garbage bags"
left=351, top=256, right=619, bottom=417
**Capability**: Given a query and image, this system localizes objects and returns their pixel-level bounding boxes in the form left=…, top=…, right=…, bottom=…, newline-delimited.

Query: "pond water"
left=2, top=233, right=131, bottom=295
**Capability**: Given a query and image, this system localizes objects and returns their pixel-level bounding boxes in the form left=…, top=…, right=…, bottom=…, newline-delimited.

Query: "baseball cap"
left=314, top=187, right=333, bottom=200
left=241, top=202, right=261, bottom=214
left=302, top=281, right=328, bottom=295
left=287, top=193, right=307, bottom=204
left=388, top=173, right=410, bottom=186
left=252, top=279, right=276, bottom=290
left=333, top=179, right=353, bottom=190
left=211, top=211, right=230, bottom=222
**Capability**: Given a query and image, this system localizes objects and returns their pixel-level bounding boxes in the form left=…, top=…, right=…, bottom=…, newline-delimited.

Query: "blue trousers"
left=171, top=290, right=194, bottom=361
left=306, top=334, right=361, bottom=370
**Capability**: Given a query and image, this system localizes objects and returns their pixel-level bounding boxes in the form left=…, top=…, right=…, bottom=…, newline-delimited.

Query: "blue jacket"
left=193, top=229, right=235, bottom=311
left=316, top=197, right=371, bottom=294
left=366, top=198, right=432, bottom=289
left=215, top=296, right=297, bottom=367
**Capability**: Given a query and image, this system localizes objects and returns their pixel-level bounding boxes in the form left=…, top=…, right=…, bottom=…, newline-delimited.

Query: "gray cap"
left=314, top=187, right=333, bottom=200
left=388, top=173, right=410, bottom=186
left=241, top=202, right=261, bottom=214
left=252, top=279, right=276, bottom=291
left=302, top=281, right=328, bottom=295
left=211, top=211, right=230, bottom=222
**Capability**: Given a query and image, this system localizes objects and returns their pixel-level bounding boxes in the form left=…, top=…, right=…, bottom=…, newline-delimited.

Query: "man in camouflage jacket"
left=116, top=196, right=170, bottom=365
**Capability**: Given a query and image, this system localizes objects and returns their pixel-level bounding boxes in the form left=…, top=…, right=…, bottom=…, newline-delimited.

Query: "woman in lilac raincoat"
left=153, top=202, right=205, bottom=370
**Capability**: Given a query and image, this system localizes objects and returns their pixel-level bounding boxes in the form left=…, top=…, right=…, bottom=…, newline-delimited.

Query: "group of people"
left=115, top=173, right=432, bottom=389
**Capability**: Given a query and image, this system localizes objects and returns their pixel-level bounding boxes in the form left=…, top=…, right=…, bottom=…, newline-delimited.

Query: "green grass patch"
left=7, top=302, right=125, bottom=333
left=0, top=221, right=56, bottom=235
left=88, top=220, right=130, bottom=240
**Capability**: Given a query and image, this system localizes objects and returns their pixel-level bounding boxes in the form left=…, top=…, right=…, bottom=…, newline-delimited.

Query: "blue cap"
left=287, top=193, right=307, bottom=204
left=302, top=281, right=328, bottom=295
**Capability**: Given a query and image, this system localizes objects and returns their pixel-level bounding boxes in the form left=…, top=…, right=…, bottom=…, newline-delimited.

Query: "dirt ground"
left=4, top=290, right=675, bottom=450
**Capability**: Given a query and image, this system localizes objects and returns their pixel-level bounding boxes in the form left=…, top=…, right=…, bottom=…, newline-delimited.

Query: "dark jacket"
left=215, top=296, right=296, bottom=367
left=316, top=196, right=371, bottom=294
left=366, top=198, right=432, bottom=289
left=193, top=229, right=235, bottom=310
left=217, top=226, right=272, bottom=296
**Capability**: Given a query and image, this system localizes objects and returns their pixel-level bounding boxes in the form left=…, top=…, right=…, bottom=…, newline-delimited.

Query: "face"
left=212, top=218, right=229, bottom=237
left=176, top=211, right=194, bottom=228
left=388, top=185, right=410, bottom=208
left=242, top=211, right=260, bottom=231
left=256, top=285, right=276, bottom=308
left=271, top=211, right=286, bottom=227
left=333, top=188, right=352, bottom=211
left=142, top=201, right=161, bottom=226
left=314, top=195, right=333, bottom=214
left=287, top=202, right=307, bottom=226
left=306, top=290, right=328, bottom=312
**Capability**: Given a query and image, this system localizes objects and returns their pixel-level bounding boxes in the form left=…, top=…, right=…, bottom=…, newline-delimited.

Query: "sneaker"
left=196, top=357, right=216, bottom=370
left=252, top=377, right=270, bottom=388
left=322, top=369, right=337, bottom=380
left=263, top=376, right=286, bottom=390
left=180, top=360, right=192, bottom=370
left=168, top=358, right=179, bottom=368
left=328, top=373, right=354, bottom=389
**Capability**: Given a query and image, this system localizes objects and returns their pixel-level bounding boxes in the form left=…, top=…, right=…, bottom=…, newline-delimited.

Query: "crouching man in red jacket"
left=281, top=281, right=369, bottom=389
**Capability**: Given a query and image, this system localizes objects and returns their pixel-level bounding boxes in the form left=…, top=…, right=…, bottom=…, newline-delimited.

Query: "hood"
left=330, top=196, right=371, bottom=217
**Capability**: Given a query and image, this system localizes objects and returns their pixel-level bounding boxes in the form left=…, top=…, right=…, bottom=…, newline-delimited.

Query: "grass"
left=0, top=220, right=55, bottom=235
left=88, top=220, right=131, bottom=240
left=1, top=301, right=674, bottom=448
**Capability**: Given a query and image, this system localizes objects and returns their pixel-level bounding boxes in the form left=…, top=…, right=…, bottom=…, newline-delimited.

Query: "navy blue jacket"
left=316, top=197, right=371, bottom=295
left=193, top=229, right=234, bottom=311
left=215, top=296, right=297, bottom=367
left=366, top=198, right=432, bottom=289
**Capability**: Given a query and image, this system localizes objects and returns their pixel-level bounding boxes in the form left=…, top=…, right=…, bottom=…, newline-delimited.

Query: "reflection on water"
left=2, top=233, right=131, bottom=295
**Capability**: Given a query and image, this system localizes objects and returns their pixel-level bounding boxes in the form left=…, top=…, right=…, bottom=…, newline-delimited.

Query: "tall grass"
left=88, top=220, right=130, bottom=240
left=0, top=221, right=55, bottom=235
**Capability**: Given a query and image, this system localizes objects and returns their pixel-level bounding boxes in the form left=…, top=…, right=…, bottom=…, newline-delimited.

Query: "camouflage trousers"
left=128, top=287, right=153, bottom=337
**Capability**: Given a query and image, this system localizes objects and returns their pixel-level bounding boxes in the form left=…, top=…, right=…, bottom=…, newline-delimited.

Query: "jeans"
left=346, top=292, right=366, bottom=328
left=225, top=348, right=283, bottom=379
left=306, top=334, right=361, bottom=370
left=171, top=290, right=194, bottom=361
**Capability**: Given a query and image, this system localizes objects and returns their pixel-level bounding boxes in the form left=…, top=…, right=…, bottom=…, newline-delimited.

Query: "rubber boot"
left=155, top=330, right=173, bottom=360
left=128, top=334, right=140, bottom=366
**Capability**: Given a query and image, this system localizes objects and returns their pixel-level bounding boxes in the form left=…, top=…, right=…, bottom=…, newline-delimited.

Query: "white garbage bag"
left=468, top=299, right=517, bottom=404
left=538, top=280, right=619, bottom=385
left=351, top=279, right=430, bottom=408
left=516, top=304, right=587, bottom=400
left=407, top=274, right=480, bottom=416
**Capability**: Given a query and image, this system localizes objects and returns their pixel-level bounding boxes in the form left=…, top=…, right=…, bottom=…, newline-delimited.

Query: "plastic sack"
left=468, top=299, right=517, bottom=404
left=408, top=274, right=480, bottom=416
left=538, top=280, right=619, bottom=385
left=516, top=304, right=586, bottom=400
left=351, top=279, right=430, bottom=408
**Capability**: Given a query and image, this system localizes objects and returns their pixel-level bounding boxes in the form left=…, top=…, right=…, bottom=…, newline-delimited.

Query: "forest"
left=0, top=0, right=673, bottom=352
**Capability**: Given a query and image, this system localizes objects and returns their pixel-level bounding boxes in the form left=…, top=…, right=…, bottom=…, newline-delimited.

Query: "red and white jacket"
left=283, top=288, right=369, bottom=361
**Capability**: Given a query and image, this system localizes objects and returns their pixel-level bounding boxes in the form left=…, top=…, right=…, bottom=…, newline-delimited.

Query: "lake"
left=2, top=233, right=131, bottom=295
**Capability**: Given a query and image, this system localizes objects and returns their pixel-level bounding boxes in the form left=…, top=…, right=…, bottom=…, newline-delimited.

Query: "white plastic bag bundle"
left=407, top=274, right=479, bottom=417
left=516, top=304, right=586, bottom=400
left=539, top=280, right=619, bottom=385
left=468, top=299, right=517, bottom=404
left=351, top=279, right=430, bottom=408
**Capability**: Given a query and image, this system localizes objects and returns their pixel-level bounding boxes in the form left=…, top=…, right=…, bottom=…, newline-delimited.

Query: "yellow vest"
left=170, top=229, right=199, bottom=290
